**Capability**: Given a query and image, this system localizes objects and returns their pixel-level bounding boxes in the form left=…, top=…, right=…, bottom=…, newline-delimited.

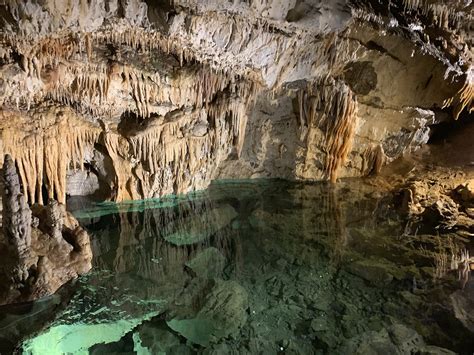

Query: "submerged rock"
left=346, top=259, right=395, bottom=286
left=337, top=323, right=455, bottom=355
left=22, top=311, right=161, bottom=355
left=185, top=247, right=226, bottom=279
left=133, top=320, right=182, bottom=354
left=311, top=317, right=330, bottom=332
left=167, top=279, right=248, bottom=346
left=89, top=332, right=135, bottom=354
left=166, top=318, right=215, bottom=347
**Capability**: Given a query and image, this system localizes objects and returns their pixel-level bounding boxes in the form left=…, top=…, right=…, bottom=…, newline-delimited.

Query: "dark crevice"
left=428, top=112, right=473, bottom=145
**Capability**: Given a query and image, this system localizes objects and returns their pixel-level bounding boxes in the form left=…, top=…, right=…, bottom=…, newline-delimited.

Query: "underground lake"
left=1, top=179, right=472, bottom=354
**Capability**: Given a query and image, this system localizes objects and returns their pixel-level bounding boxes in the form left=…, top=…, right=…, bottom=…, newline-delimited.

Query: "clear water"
left=1, top=179, right=473, bottom=354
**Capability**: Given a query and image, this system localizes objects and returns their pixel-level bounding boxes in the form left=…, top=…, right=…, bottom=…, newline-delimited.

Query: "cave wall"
left=0, top=0, right=472, bottom=202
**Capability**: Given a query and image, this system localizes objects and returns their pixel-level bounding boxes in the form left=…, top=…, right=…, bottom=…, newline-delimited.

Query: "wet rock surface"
left=0, top=154, right=92, bottom=306
left=185, top=247, right=226, bottom=279
left=337, top=323, right=456, bottom=355
left=168, top=279, right=248, bottom=346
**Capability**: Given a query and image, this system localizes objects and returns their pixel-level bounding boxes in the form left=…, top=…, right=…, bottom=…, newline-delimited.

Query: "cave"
left=0, top=0, right=473, bottom=354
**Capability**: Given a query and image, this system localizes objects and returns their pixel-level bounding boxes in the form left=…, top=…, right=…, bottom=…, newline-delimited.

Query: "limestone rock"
left=422, top=198, right=460, bottom=230
left=66, top=170, right=100, bottom=197
left=450, top=289, right=474, bottom=333
left=185, top=247, right=226, bottom=279
left=198, top=279, right=249, bottom=337
left=0, top=155, right=92, bottom=306
left=337, top=324, right=455, bottom=355
left=456, top=180, right=474, bottom=203
left=1, top=154, right=32, bottom=258
left=134, top=321, right=181, bottom=354
left=346, top=259, right=395, bottom=285
left=415, top=346, right=457, bottom=355
left=0, top=0, right=471, bottom=203
left=167, top=280, right=248, bottom=346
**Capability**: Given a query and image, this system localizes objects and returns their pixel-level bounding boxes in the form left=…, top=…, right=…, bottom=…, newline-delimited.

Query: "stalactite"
left=85, top=32, right=93, bottom=61
left=0, top=109, right=100, bottom=205
left=115, top=95, right=250, bottom=201
left=94, top=27, right=175, bottom=63
left=298, top=77, right=358, bottom=182
left=443, top=70, right=474, bottom=120
left=49, top=62, right=110, bottom=107
left=351, top=0, right=470, bottom=31
left=8, top=34, right=85, bottom=78
left=402, top=0, right=467, bottom=29
left=41, top=58, right=254, bottom=121
left=362, top=144, right=386, bottom=176
left=94, top=16, right=342, bottom=93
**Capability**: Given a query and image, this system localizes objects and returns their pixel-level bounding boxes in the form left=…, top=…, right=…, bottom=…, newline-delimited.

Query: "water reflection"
left=1, top=179, right=472, bottom=354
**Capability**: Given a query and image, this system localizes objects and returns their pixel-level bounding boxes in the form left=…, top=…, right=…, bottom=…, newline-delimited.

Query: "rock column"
left=2, top=154, right=32, bottom=258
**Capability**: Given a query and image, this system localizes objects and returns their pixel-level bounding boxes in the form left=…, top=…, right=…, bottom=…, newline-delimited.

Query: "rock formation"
left=0, top=154, right=92, bottom=305
left=0, top=0, right=471, bottom=203
left=2, top=154, right=32, bottom=258
left=0, top=1, right=472, bottom=351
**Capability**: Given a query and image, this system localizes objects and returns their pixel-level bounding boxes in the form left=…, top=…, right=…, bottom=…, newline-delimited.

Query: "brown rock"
left=0, top=155, right=92, bottom=306
left=466, top=208, right=474, bottom=218
left=456, top=180, right=474, bottom=202
left=1, top=154, right=32, bottom=258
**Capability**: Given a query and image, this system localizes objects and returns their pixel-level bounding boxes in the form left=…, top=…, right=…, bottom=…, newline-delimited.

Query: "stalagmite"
left=2, top=154, right=32, bottom=258
left=0, top=156, right=93, bottom=306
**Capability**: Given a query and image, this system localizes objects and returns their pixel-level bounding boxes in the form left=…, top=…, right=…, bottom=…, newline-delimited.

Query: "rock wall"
left=0, top=154, right=92, bottom=305
left=0, top=0, right=472, bottom=202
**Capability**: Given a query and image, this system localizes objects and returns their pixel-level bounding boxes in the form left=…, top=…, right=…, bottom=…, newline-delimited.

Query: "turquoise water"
left=1, top=179, right=473, bottom=354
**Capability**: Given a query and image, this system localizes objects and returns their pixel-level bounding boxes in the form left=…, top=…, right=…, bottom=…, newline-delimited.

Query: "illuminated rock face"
left=2, top=154, right=32, bottom=258
left=0, top=155, right=92, bottom=305
left=0, top=0, right=472, bottom=203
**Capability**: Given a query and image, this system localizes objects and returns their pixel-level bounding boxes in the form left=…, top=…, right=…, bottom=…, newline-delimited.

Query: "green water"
left=1, top=179, right=473, bottom=354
